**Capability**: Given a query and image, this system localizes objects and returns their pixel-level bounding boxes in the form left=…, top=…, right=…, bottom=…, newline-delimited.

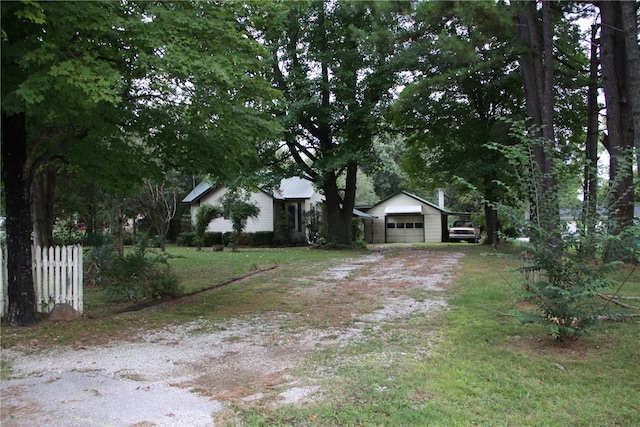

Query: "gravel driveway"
left=1, top=247, right=463, bottom=426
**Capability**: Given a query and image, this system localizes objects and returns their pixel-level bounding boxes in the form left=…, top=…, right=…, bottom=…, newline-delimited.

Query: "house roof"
left=272, top=176, right=316, bottom=200
left=353, top=208, right=377, bottom=219
left=181, top=177, right=318, bottom=204
left=182, top=181, right=216, bottom=204
left=372, top=190, right=450, bottom=214
left=384, top=205, right=423, bottom=215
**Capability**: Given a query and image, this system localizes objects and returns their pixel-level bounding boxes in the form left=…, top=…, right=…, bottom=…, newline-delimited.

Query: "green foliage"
left=194, top=205, right=222, bottom=250
left=494, top=121, right=639, bottom=341
left=223, top=232, right=236, bottom=247
left=84, top=233, right=116, bottom=287
left=220, top=189, right=260, bottom=251
left=203, top=232, right=223, bottom=247
left=248, top=231, right=274, bottom=247
left=177, top=231, right=223, bottom=247
left=52, top=218, right=84, bottom=246
left=366, top=134, right=408, bottom=199
left=351, top=218, right=366, bottom=248
left=176, top=232, right=196, bottom=247
left=518, top=242, right=619, bottom=341
left=98, top=237, right=183, bottom=301
left=262, top=1, right=410, bottom=244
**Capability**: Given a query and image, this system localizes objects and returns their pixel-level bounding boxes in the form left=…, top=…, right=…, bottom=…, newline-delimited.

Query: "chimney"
left=438, top=189, right=445, bottom=209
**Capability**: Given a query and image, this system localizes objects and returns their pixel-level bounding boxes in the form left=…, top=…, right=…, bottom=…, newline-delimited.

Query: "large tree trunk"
left=483, top=203, right=499, bottom=247
left=599, top=1, right=634, bottom=234
left=322, top=168, right=355, bottom=245
left=620, top=1, right=640, bottom=180
left=1, top=111, right=38, bottom=326
left=515, top=0, right=560, bottom=249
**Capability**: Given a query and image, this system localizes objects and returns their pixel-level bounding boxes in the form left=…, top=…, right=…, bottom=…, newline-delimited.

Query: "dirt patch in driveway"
left=1, top=247, right=463, bottom=426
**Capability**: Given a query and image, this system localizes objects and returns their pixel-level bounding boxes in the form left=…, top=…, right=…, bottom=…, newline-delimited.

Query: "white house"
left=182, top=177, right=324, bottom=243
left=359, top=190, right=464, bottom=244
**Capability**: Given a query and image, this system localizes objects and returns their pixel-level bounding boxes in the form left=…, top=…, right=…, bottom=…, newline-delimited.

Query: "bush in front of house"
left=177, top=232, right=196, bottom=246
left=177, top=231, right=223, bottom=247
left=203, top=232, right=223, bottom=246
left=249, top=231, right=275, bottom=246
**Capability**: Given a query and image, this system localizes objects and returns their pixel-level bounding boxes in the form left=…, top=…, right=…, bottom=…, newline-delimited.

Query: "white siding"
left=191, top=188, right=275, bottom=233
left=423, top=213, right=442, bottom=242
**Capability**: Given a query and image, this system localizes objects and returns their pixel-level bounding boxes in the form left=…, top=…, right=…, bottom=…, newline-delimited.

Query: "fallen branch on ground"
left=597, top=293, right=640, bottom=310
left=600, top=295, right=640, bottom=300
left=597, top=313, right=640, bottom=321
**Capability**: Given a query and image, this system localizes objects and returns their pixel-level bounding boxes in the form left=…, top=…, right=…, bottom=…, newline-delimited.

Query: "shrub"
left=53, top=218, right=84, bottom=245
left=518, top=236, right=619, bottom=341
left=493, top=120, right=638, bottom=341
left=203, top=232, right=223, bottom=246
left=97, top=238, right=183, bottom=301
left=122, top=230, right=137, bottom=246
left=222, top=231, right=234, bottom=247
left=249, top=231, right=274, bottom=246
left=84, top=232, right=116, bottom=287
left=176, top=232, right=196, bottom=246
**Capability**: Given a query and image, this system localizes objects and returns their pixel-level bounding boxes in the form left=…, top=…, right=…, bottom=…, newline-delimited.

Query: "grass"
left=222, top=245, right=640, bottom=427
left=2, top=244, right=638, bottom=426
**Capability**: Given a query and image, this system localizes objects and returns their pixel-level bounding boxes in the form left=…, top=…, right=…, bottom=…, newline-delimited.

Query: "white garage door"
left=386, top=215, right=424, bottom=243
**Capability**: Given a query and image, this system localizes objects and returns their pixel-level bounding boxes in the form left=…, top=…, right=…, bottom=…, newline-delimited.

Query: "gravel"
left=1, top=248, right=463, bottom=426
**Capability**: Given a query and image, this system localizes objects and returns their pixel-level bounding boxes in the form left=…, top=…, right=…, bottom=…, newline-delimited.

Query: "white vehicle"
left=448, top=220, right=481, bottom=243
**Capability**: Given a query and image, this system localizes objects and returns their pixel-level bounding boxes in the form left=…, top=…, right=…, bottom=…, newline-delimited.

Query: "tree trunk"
left=1, top=111, right=38, bottom=326
left=515, top=0, right=560, bottom=249
left=600, top=1, right=634, bottom=234
left=484, top=203, right=499, bottom=247
left=31, top=166, right=57, bottom=248
left=322, top=171, right=354, bottom=245
left=620, top=1, right=640, bottom=180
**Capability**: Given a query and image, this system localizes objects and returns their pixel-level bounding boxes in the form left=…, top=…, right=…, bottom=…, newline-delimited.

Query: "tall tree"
left=1, top=1, right=280, bottom=325
left=263, top=1, right=408, bottom=244
left=366, top=134, right=408, bottom=199
left=392, top=1, right=525, bottom=245
left=619, top=1, right=640, bottom=181
left=599, top=0, right=637, bottom=236
left=514, top=0, right=561, bottom=249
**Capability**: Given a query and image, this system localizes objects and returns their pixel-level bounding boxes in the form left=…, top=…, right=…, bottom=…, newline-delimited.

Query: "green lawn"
left=230, top=245, right=640, bottom=427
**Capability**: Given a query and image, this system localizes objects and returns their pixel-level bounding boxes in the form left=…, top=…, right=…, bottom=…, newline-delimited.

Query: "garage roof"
left=384, top=205, right=423, bottom=215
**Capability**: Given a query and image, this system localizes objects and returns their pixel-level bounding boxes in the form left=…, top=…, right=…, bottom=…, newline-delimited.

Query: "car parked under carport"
left=448, top=220, right=481, bottom=243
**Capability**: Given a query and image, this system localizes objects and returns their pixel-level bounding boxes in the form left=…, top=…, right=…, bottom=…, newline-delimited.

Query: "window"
left=406, top=223, right=414, bottom=229
left=415, top=222, right=424, bottom=228
left=397, top=223, right=405, bottom=229
left=387, top=223, right=396, bottom=229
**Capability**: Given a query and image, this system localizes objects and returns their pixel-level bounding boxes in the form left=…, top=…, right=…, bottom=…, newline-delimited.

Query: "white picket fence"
left=0, top=244, right=84, bottom=317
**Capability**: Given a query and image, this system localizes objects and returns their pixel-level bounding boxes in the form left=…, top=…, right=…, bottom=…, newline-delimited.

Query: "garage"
left=385, top=206, right=424, bottom=243
left=359, top=190, right=459, bottom=244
